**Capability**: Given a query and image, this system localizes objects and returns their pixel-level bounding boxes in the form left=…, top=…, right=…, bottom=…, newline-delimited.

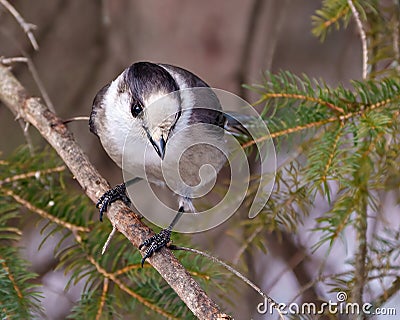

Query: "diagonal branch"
left=0, top=64, right=228, bottom=320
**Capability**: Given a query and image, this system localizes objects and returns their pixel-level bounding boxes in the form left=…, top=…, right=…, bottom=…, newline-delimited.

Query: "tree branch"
left=0, top=0, right=39, bottom=51
left=0, top=64, right=229, bottom=320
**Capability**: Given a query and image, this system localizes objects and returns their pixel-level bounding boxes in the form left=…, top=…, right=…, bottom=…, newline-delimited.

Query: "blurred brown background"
left=0, top=1, right=362, bottom=319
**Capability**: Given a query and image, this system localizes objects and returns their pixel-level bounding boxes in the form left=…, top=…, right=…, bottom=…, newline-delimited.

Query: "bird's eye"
left=131, top=102, right=143, bottom=117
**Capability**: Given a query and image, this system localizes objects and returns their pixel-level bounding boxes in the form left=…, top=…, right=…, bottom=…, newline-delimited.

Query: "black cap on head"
left=126, top=62, right=180, bottom=104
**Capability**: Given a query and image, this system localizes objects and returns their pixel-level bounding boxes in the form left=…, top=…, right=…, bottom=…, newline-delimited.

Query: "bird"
left=89, top=62, right=249, bottom=265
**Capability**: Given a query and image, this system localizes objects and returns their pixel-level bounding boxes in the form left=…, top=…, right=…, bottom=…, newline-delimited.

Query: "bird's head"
left=93, top=62, right=181, bottom=160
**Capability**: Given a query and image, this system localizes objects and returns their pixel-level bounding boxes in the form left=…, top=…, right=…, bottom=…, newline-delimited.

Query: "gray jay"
left=90, top=62, right=248, bottom=265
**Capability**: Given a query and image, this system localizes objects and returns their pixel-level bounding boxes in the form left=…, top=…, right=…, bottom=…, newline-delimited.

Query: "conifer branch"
left=0, top=204, right=42, bottom=317
left=257, top=92, right=345, bottom=113
left=322, top=6, right=349, bottom=29
left=0, top=165, right=66, bottom=185
left=0, top=64, right=227, bottom=319
left=321, top=123, right=344, bottom=183
left=373, top=277, right=400, bottom=307
left=242, top=96, right=398, bottom=149
left=311, top=0, right=351, bottom=41
left=0, top=257, right=23, bottom=299
left=81, top=247, right=178, bottom=320
left=2, top=188, right=90, bottom=233
left=331, top=205, right=353, bottom=241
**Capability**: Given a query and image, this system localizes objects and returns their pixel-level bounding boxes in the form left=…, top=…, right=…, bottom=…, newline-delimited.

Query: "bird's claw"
left=139, top=228, right=172, bottom=267
left=96, top=183, right=131, bottom=221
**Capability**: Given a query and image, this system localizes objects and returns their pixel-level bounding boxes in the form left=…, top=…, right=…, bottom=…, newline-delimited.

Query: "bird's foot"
left=139, top=228, right=172, bottom=267
left=96, top=183, right=131, bottom=221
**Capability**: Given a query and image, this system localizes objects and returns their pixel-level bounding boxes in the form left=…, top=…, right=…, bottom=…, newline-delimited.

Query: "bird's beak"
left=150, top=135, right=166, bottom=160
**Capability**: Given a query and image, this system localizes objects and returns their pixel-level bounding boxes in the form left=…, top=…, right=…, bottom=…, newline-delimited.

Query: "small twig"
left=0, top=56, right=28, bottom=64
left=63, top=116, right=90, bottom=124
left=347, top=0, right=368, bottom=79
left=0, top=0, right=39, bottom=51
left=17, top=119, right=34, bottom=155
left=0, top=165, right=66, bottom=185
left=102, top=226, right=117, bottom=255
left=0, top=54, right=55, bottom=112
left=171, top=245, right=285, bottom=320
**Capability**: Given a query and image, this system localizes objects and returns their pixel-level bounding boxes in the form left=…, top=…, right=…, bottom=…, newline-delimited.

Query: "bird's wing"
left=160, top=64, right=226, bottom=128
left=223, top=112, right=253, bottom=137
